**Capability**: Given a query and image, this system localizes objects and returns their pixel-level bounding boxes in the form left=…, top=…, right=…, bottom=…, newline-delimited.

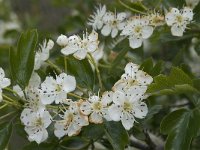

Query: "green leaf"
left=147, top=67, right=197, bottom=95
left=22, top=142, right=57, bottom=150
left=0, top=122, right=13, bottom=150
left=160, top=108, right=200, bottom=150
left=104, top=121, right=129, bottom=150
left=67, top=56, right=94, bottom=91
left=9, top=29, right=38, bottom=89
left=81, top=124, right=104, bottom=141
left=59, top=137, right=90, bottom=150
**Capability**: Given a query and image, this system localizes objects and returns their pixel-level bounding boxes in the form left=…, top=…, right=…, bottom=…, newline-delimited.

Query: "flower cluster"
left=88, top=4, right=194, bottom=49
left=57, top=30, right=99, bottom=60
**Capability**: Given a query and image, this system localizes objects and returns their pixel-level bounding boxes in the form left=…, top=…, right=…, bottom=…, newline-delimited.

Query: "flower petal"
left=121, top=113, right=135, bottom=130
left=142, top=26, right=154, bottom=39
left=129, top=37, right=143, bottom=49
left=101, top=24, right=112, bottom=36
left=108, top=104, right=122, bottom=121
left=89, top=112, right=103, bottom=124
left=133, top=102, right=148, bottom=119
left=73, top=49, right=87, bottom=60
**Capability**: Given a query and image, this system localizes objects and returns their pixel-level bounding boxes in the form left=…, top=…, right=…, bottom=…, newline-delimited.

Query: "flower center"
left=56, top=85, right=62, bottom=92
left=35, top=117, right=43, bottom=127
left=123, top=101, right=133, bottom=112
left=134, top=26, right=142, bottom=34
left=92, top=102, right=102, bottom=111
left=176, top=15, right=183, bottom=24
left=66, top=113, right=74, bottom=124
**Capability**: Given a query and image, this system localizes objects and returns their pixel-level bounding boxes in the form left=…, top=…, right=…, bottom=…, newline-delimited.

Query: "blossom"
left=165, top=7, right=193, bottom=36
left=60, top=30, right=99, bottom=60
left=34, top=39, right=54, bottom=70
left=54, top=101, right=89, bottom=138
left=121, top=16, right=154, bottom=49
left=0, top=68, right=11, bottom=102
left=39, top=73, right=76, bottom=104
left=13, top=72, right=45, bottom=113
left=20, top=109, right=52, bottom=144
left=56, top=34, right=68, bottom=47
left=88, top=4, right=106, bottom=30
left=113, top=62, right=153, bottom=92
left=108, top=86, right=148, bottom=130
left=101, top=12, right=126, bottom=38
left=79, top=92, right=112, bottom=124
left=147, top=11, right=165, bottom=27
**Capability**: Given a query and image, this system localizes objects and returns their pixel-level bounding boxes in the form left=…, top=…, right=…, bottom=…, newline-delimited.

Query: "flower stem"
left=0, top=111, right=16, bottom=120
left=4, top=87, right=18, bottom=95
left=64, top=57, right=67, bottom=72
left=2, top=94, right=22, bottom=108
left=118, top=0, right=147, bottom=15
left=87, top=53, right=103, bottom=90
left=0, top=103, right=8, bottom=110
left=68, top=92, right=84, bottom=99
left=46, top=60, right=62, bottom=73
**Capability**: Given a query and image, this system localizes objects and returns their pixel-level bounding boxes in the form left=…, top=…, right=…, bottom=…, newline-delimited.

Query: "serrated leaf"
left=0, top=122, right=13, bottom=150
left=9, top=29, right=38, bottom=89
left=160, top=107, right=200, bottom=150
left=147, top=67, right=196, bottom=95
left=104, top=121, right=129, bottom=150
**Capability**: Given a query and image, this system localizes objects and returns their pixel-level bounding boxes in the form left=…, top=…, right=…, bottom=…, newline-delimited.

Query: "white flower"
left=101, top=12, right=126, bottom=38
left=34, top=39, right=54, bottom=70
left=108, top=87, right=148, bottom=130
left=0, top=68, right=11, bottom=102
left=60, top=30, right=99, bottom=60
left=56, top=34, right=68, bottom=47
left=20, top=109, right=52, bottom=144
left=79, top=92, right=112, bottom=124
left=88, top=4, right=106, bottom=30
left=186, top=0, right=200, bottom=9
left=54, top=101, right=89, bottom=138
left=113, top=62, right=153, bottom=92
left=13, top=72, right=45, bottom=113
left=165, top=7, right=193, bottom=36
left=39, top=73, right=76, bottom=104
left=121, top=16, right=154, bottom=49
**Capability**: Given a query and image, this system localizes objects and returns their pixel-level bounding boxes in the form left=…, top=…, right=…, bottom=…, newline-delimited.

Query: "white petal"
left=87, top=42, right=98, bottom=53
left=80, top=101, right=92, bottom=115
left=54, top=122, right=66, bottom=138
left=113, top=91, right=125, bottom=105
left=142, top=26, right=154, bottom=39
left=88, top=30, right=98, bottom=41
left=67, top=123, right=81, bottom=136
left=129, top=37, right=143, bottom=49
left=101, top=24, right=112, bottom=36
left=57, top=34, right=68, bottom=46
left=42, top=111, right=52, bottom=128
left=75, top=114, right=89, bottom=126
left=73, top=49, right=87, bottom=60
left=101, top=91, right=113, bottom=106
left=165, top=12, right=176, bottom=26
left=0, top=78, right=10, bottom=88
left=124, top=62, right=139, bottom=78
left=112, top=79, right=127, bottom=92
left=89, top=112, right=103, bottom=124
left=182, top=7, right=193, bottom=21
left=133, top=102, right=148, bottom=119
left=171, top=24, right=185, bottom=36
left=111, top=28, right=118, bottom=38
left=63, top=75, right=76, bottom=93
left=117, top=12, right=126, bottom=21
left=136, top=70, right=153, bottom=85
left=108, top=104, right=122, bottom=121
left=20, top=109, right=36, bottom=126
left=121, top=113, right=135, bottom=130
left=0, top=68, right=5, bottom=78
left=61, top=45, right=78, bottom=56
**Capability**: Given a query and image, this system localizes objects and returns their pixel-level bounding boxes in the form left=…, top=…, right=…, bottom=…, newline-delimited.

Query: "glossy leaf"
left=0, top=122, right=13, bottom=150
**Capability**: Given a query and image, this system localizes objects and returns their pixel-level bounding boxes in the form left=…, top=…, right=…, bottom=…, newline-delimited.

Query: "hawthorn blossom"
left=60, top=30, right=99, bottom=60
left=79, top=92, right=112, bottom=124
left=108, top=86, right=148, bottom=130
left=34, top=39, right=54, bottom=70
left=39, top=73, right=76, bottom=104
left=101, top=11, right=126, bottom=38
left=165, top=7, right=193, bottom=36
left=20, top=109, right=52, bottom=144
left=113, top=62, right=153, bottom=92
left=88, top=4, right=106, bottom=30
left=54, top=101, right=89, bottom=138
left=147, top=11, right=165, bottom=27
left=121, top=16, right=154, bottom=49
left=0, top=68, right=11, bottom=102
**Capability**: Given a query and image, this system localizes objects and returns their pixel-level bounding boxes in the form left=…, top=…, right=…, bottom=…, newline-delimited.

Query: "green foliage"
left=104, top=121, right=129, bottom=150
left=147, top=67, right=200, bottom=95
left=9, top=29, right=38, bottom=89
left=0, top=122, right=13, bottom=150
left=160, top=107, right=200, bottom=150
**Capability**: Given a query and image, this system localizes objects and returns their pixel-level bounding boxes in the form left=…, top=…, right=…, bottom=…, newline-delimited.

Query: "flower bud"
left=56, top=34, right=68, bottom=46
